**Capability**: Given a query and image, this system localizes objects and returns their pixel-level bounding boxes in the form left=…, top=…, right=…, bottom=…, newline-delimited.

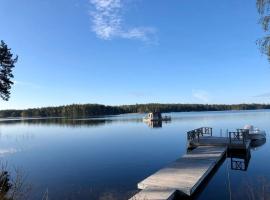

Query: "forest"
left=0, top=103, right=270, bottom=118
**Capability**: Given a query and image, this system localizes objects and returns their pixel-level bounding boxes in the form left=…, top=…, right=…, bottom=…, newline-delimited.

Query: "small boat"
left=143, top=112, right=171, bottom=122
left=243, top=125, right=266, bottom=140
left=250, top=138, right=266, bottom=149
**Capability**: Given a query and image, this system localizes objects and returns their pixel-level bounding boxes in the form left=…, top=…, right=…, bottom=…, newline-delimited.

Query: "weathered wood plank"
left=129, top=187, right=175, bottom=200
left=133, top=146, right=226, bottom=199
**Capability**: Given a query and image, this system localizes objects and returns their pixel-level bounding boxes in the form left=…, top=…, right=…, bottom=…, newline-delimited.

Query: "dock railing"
left=229, top=129, right=248, bottom=145
left=187, top=127, right=213, bottom=142
left=237, top=129, right=249, bottom=135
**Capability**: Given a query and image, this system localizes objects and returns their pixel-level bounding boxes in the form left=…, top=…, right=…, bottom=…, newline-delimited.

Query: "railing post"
left=242, top=131, right=245, bottom=145
left=186, top=127, right=213, bottom=144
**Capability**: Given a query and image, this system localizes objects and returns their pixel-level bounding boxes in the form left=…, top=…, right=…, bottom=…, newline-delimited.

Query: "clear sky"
left=1, top=0, right=270, bottom=109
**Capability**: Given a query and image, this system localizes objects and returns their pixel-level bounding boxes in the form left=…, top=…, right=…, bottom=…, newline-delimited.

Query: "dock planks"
left=130, top=146, right=226, bottom=200
left=130, top=187, right=175, bottom=200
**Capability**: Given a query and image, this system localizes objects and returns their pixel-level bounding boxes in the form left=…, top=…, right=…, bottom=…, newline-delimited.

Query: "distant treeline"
left=0, top=103, right=270, bottom=118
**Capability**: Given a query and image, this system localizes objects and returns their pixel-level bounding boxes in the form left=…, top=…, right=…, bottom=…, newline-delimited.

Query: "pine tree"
left=0, top=40, right=17, bottom=101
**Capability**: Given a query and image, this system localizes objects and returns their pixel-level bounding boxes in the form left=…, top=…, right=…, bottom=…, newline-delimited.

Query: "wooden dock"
left=130, top=146, right=226, bottom=200
left=130, top=127, right=251, bottom=200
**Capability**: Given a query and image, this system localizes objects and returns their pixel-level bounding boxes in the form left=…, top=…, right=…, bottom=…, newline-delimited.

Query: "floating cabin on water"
left=143, top=112, right=171, bottom=122
left=144, top=112, right=162, bottom=121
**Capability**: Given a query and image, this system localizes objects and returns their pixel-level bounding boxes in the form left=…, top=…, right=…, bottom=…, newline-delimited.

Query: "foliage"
left=0, top=171, right=12, bottom=200
left=0, top=103, right=269, bottom=118
left=0, top=41, right=17, bottom=101
left=257, top=0, right=270, bottom=60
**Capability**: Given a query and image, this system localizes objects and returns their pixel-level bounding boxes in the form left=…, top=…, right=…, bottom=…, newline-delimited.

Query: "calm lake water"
left=0, top=110, right=270, bottom=200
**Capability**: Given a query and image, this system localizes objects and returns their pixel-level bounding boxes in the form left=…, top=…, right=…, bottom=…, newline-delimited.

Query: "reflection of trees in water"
left=0, top=117, right=145, bottom=128
left=0, top=132, right=35, bottom=142
left=0, top=118, right=111, bottom=128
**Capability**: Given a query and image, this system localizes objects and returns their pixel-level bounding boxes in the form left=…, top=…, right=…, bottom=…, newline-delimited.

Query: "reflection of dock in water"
left=228, top=149, right=251, bottom=171
left=130, top=127, right=265, bottom=200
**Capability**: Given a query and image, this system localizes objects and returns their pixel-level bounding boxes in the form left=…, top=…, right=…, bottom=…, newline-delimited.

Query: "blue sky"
left=1, top=0, right=270, bottom=109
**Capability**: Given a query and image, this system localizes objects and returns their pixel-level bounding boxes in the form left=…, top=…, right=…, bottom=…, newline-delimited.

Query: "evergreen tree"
left=0, top=41, right=17, bottom=101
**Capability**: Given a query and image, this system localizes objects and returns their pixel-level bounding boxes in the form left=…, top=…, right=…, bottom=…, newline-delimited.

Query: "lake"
left=0, top=110, right=270, bottom=200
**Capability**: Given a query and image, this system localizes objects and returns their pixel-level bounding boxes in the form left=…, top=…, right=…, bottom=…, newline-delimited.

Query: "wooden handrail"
left=229, top=130, right=247, bottom=144
left=187, top=127, right=213, bottom=141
